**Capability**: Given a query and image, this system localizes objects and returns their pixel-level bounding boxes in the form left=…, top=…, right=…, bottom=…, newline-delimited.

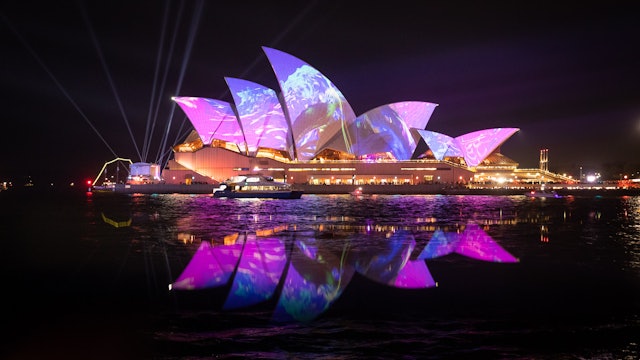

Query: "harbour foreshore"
left=101, top=183, right=640, bottom=196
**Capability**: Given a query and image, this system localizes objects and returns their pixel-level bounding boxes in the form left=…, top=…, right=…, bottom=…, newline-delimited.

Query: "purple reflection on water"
left=418, top=224, right=518, bottom=263
left=223, top=236, right=287, bottom=310
left=272, top=239, right=354, bottom=322
left=170, top=220, right=518, bottom=322
left=170, top=235, right=244, bottom=290
left=225, top=77, right=291, bottom=154
left=394, top=260, right=436, bottom=289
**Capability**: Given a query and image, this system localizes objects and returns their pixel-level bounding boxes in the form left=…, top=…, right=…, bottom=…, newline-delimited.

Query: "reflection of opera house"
left=170, top=223, right=518, bottom=322
left=161, top=47, right=573, bottom=187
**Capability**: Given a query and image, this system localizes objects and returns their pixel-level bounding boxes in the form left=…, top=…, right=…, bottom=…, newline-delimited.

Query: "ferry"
left=213, top=175, right=303, bottom=199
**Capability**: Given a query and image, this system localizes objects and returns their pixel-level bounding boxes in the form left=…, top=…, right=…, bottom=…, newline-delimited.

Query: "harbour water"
left=2, top=188, right=639, bottom=359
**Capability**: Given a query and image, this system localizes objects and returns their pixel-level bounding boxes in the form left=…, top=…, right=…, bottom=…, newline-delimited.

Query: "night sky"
left=2, top=1, right=639, bottom=185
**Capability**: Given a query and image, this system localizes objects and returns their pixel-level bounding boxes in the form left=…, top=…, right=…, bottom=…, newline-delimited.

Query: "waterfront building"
left=161, top=47, right=573, bottom=187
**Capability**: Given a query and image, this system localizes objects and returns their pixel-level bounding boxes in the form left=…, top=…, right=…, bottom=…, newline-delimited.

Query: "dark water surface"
left=2, top=188, right=638, bottom=359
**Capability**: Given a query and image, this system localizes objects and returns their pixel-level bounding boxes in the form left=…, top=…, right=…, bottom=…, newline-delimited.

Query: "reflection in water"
left=354, top=229, right=424, bottom=288
left=87, top=194, right=639, bottom=277
left=225, top=236, right=287, bottom=310
left=274, top=238, right=354, bottom=322
left=540, top=225, right=549, bottom=242
left=171, top=238, right=244, bottom=290
left=169, top=223, right=518, bottom=322
left=418, top=223, right=519, bottom=263
left=100, top=212, right=132, bottom=228
left=618, top=196, right=640, bottom=270
left=75, top=192, right=639, bottom=357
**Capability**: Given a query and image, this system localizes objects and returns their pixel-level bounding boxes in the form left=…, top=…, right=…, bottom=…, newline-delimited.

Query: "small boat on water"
left=91, top=181, right=116, bottom=192
left=525, top=186, right=563, bottom=198
left=213, top=174, right=303, bottom=199
left=350, top=186, right=364, bottom=197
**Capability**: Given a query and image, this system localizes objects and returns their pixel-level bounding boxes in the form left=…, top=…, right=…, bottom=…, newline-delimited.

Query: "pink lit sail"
left=455, top=128, right=519, bottom=167
left=389, top=101, right=438, bottom=130
left=225, top=77, right=292, bottom=155
left=172, top=97, right=246, bottom=152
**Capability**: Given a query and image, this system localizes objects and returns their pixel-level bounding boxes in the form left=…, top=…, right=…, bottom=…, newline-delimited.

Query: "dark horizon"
left=2, top=1, right=639, bottom=185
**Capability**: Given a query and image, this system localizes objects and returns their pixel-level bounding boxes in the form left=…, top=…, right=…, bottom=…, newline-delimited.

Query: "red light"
left=87, top=180, right=92, bottom=185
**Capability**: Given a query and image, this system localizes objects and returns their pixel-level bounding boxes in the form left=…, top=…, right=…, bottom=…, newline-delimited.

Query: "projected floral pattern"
left=173, top=47, right=518, bottom=164
left=172, top=97, right=245, bottom=152
left=417, top=128, right=519, bottom=167
left=225, top=77, right=291, bottom=155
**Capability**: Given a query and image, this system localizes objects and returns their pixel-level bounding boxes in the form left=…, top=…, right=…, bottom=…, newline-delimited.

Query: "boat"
left=525, top=186, right=563, bottom=198
left=91, top=180, right=117, bottom=192
left=350, top=186, right=364, bottom=197
left=213, top=174, right=303, bottom=199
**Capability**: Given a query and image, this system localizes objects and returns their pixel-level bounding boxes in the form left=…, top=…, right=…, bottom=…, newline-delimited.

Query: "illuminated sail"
left=263, top=46, right=357, bottom=160
left=225, top=77, right=292, bottom=156
left=417, top=128, right=519, bottom=166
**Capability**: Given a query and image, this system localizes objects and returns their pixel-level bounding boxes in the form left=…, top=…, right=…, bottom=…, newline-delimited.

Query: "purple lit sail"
left=225, top=77, right=292, bottom=156
left=172, top=97, right=246, bottom=152
left=416, top=130, right=460, bottom=160
left=417, top=128, right=519, bottom=166
left=262, top=46, right=357, bottom=160
left=172, top=97, right=219, bottom=145
left=352, top=102, right=438, bottom=160
left=389, top=101, right=438, bottom=129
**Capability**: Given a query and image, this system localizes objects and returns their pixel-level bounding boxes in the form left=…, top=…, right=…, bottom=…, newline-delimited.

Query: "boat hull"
left=213, top=190, right=303, bottom=199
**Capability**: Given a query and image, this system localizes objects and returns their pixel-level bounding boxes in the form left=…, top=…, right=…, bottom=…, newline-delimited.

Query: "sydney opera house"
left=160, top=47, right=572, bottom=187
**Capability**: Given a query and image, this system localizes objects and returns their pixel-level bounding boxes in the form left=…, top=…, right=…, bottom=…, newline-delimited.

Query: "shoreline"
left=4, top=183, right=638, bottom=197
left=86, top=183, right=640, bottom=197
